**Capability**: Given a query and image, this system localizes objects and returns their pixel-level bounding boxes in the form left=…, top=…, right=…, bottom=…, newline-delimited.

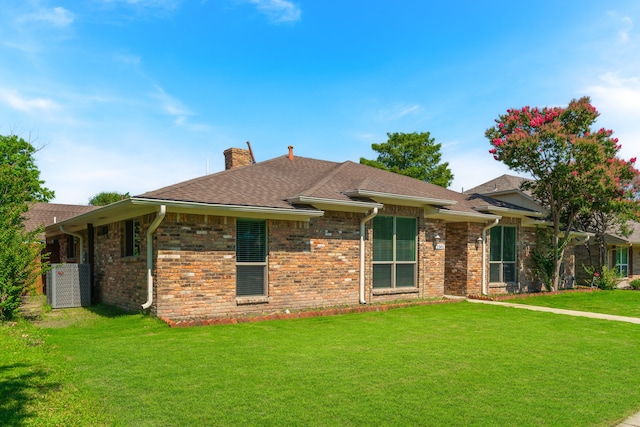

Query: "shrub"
left=630, top=279, right=640, bottom=290
left=584, top=265, right=623, bottom=290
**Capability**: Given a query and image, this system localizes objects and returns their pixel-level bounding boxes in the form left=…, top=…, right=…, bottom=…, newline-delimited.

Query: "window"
left=489, top=226, right=516, bottom=283
left=615, top=247, right=629, bottom=277
left=67, top=235, right=78, bottom=259
left=122, top=219, right=141, bottom=257
left=372, top=216, right=417, bottom=289
left=236, top=219, right=267, bottom=297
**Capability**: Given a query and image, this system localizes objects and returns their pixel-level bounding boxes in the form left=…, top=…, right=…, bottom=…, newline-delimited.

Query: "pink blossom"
left=572, top=171, right=578, bottom=177
left=631, top=157, right=637, bottom=164
left=489, top=148, right=497, bottom=155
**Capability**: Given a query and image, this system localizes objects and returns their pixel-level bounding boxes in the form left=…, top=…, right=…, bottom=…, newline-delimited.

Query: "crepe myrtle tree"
left=485, top=97, right=639, bottom=291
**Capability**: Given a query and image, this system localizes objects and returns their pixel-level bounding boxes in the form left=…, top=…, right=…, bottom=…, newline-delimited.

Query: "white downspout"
left=60, top=225, right=84, bottom=263
left=481, top=218, right=500, bottom=296
left=142, top=205, right=166, bottom=310
left=360, top=208, right=378, bottom=304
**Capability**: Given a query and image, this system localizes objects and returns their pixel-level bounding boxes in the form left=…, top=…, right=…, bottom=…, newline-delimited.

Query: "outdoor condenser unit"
left=46, top=264, right=91, bottom=308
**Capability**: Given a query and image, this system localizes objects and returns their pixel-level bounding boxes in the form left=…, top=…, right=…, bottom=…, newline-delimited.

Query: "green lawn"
left=506, top=289, right=640, bottom=317
left=3, top=300, right=640, bottom=426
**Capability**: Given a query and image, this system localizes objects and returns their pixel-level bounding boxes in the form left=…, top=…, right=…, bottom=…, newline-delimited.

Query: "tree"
left=0, top=134, right=54, bottom=320
left=360, top=132, right=454, bottom=187
left=89, top=191, right=130, bottom=206
left=485, top=97, right=639, bottom=291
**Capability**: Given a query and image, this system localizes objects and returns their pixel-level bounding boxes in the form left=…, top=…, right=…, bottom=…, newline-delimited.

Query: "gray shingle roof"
left=25, top=203, right=98, bottom=234
left=137, top=154, right=530, bottom=217
left=464, top=174, right=533, bottom=195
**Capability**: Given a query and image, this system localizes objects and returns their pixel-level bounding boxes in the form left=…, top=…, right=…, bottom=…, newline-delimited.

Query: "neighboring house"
left=466, top=174, right=639, bottom=287
left=45, top=147, right=553, bottom=322
left=24, top=203, right=98, bottom=293
left=573, top=222, right=640, bottom=286
left=464, top=174, right=544, bottom=215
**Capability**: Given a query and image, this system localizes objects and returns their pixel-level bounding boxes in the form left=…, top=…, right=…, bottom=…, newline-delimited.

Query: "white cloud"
left=618, top=15, right=633, bottom=43
left=377, top=103, right=425, bottom=122
left=245, top=0, right=301, bottom=23
left=585, top=73, right=640, bottom=160
left=0, top=89, right=60, bottom=113
left=18, top=6, right=75, bottom=27
left=152, top=86, right=192, bottom=117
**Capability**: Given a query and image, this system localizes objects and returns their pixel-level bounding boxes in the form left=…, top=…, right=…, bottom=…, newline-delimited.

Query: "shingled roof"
left=464, top=174, right=533, bottom=196
left=48, top=151, right=543, bottom=234
left=137, top=154, right=512, bottom=218
left=25, top=203, right=98, bottom=232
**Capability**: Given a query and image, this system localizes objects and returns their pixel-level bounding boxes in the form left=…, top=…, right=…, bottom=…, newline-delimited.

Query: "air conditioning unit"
left=46, top=264, right=91, bottom=308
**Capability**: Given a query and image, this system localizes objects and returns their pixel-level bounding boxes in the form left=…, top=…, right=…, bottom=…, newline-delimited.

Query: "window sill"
left=372, top=287, right=419, bottom=296
left=236, top=296, right=269, bottom=306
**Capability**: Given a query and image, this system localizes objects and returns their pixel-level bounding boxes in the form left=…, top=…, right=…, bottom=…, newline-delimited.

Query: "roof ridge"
left=296, top=160, right=348, bottom=197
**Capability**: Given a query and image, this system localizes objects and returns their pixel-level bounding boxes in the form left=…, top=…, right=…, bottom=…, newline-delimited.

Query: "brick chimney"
left=223, top=148, right=252, bottom=170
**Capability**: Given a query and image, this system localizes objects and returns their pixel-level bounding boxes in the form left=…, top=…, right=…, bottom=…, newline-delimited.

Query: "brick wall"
left=365, top=206, right=446, bottom=304
left=444, top=222, right=484, bottom=296
left=93, top=215, right=152, bottom=312
left=82, top=206, right=497, bottom=321
left=485, top=218, right=543, bottom=294
left=147, top=207, right=448, bottom=321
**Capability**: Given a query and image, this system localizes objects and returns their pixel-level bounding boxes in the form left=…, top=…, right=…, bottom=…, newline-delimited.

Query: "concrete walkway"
left=466, top=298, right=640, bottom=324
left=467, top=298, right=640, bottom=426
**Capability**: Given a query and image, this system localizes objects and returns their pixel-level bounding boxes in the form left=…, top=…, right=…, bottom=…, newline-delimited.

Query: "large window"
left=236, top=219, right=267, bottom=297
left=122, top=219, right=140, bottom=257
left=489, top=226, right=516, bottom=283
left=615, top=247, right=629, bottom=277
left=372, top=216, right=417, bottom=289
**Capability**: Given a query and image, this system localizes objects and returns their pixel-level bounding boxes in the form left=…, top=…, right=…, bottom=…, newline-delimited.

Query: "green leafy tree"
left=486, top=97, right=638, bottom=291
left=89, top=191, right=130, bottom=206
left=0, top=134, right=54, bottom=320
left=360, top=132, right=454, bottom=187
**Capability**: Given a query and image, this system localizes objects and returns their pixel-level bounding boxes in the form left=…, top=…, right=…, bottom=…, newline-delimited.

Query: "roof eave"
left=286, top=196, right=383, bottom=213
left=474, top=205, right=546, bottom=218
left=424, top=206, right=502, bottom=223
left=344, top=189, right=457, bottom=207
left=46, top=197, right=325, bottom=234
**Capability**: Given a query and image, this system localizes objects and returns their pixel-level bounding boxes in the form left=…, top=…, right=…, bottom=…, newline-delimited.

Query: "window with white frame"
left=615, top=246, right=629, bottom=277
left=372, top=216, right=417, bottom=289
left=489, top=226, right=516, bottom=283
left=236, top=219, right=267, bottom=297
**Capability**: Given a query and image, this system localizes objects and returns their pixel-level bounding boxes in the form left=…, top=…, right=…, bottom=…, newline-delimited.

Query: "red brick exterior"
left=444, top=222, right=484, bottom=296
left=56, top=206, right=463, bottom=321
left=223, top=148, right=252, bottom=170
left=47, top=206, right=573, bottom=322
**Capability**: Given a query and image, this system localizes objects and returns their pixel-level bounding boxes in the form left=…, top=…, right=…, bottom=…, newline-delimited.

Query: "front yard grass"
left=506, top=289, right=640, bottom=318
left=3, top=300, right=640, bottom=426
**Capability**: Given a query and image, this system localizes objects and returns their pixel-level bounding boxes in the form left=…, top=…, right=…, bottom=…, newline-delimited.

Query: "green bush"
left=584, top=265, right=623, bottom=290
left=630, top=279, right=640, bottom=290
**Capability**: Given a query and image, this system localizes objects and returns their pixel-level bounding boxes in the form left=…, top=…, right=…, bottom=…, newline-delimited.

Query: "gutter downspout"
left=60, top=225, right=84, bottom=263
left=142, top=205, right=166, bottom=310
left=360, top=208, right=378, bottom=304
left=481, top=218, right=500, bottom=296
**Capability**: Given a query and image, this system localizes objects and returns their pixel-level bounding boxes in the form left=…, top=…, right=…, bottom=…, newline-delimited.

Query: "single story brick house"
left=45, top=147, right=560, bottom=321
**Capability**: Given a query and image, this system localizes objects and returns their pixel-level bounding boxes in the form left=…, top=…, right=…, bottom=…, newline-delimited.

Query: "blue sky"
left=1, top=0, right=639, bottom=204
